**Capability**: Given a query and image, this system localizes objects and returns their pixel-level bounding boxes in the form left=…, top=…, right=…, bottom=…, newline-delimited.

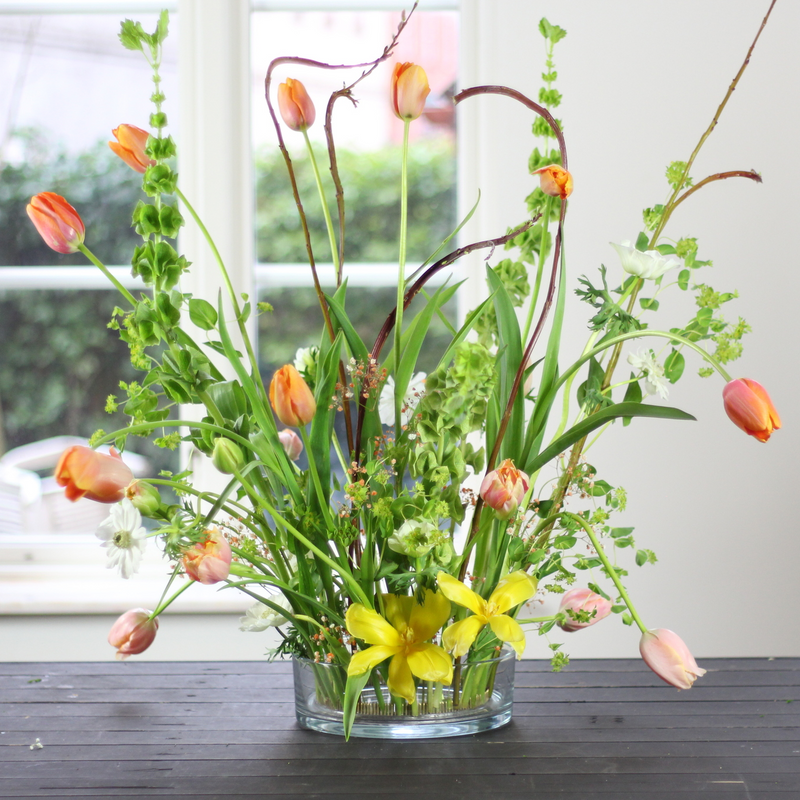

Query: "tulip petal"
left=442, top=615, right=485, bottom=658
left=407, top=643, right=453, bottom=685
left=436, top=572, right=486, bottom=617
left=347, top=644, right=400, bottom=677
left=490, top=571, right=538, bottom=614
left=346, top=604, right=403, bottom=647
left=488, top=615, right=526, bottom=657
left=383, top=593, right=414, bottom=631
left=408, top=589, right=451, bottom=642
left=387, top=653, right=417, bottom=704
left=639, top=629, right=707, bottom=690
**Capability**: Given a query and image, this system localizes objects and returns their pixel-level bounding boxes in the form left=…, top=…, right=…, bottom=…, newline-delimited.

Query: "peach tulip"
left=269, top=365, right=316, bottom=427
left=277, top=78, right=316, bottom=132
left=108, top=124, right=154, bottom=173
left=722, top=378, right=781, bottom=443
left=278, top=428, right=303, bottom=460
left=55, top=445, right=134, bottom=503
left=639, top=628, right=706, bottom=690
left=558, top=588, right=613, bottom=632
left=108, top=608, right=158, bottom=660
left=391, top=62, right=430, bottom=121
left=26, top=192, right=85, bottom=254
left=479, top=459, right=530, bottom=519
left=182, top=526, right=232, bottom=585
left=532, top=164, right=573, bottom=199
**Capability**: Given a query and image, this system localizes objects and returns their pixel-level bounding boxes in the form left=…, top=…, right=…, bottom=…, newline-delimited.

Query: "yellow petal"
left=488, top=614, right=526, bottom=653
left=383, top=593, right=414, bottom=632
left=436, top=571, right=486, bottom=617
left=407, top=643, right=453, bottom=685
left=409, top=589, right=451, bottom=642
left=442, top=615, right=485, bottom=658
left=387, top=653, right=417, bottom=704
left=347, top=644, right=400, bottom=676
left=490, top=571, right=538, bottom=614
left=346, top=604, right=403, bottom=647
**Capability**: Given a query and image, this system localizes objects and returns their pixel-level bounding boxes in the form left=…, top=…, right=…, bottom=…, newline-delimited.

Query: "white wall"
left=460, top=0, right=800, bottom=659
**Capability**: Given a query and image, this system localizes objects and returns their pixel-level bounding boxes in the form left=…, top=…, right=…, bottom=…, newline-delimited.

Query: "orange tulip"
left=391, top=62, right=430, bottom=121
left=108, top=124, right=154, bottom=173
left=277, top=78, right=316, bottom=132
left=269, top=364, right=316, bottom=427
left=479, top=459, right=529, bottom=519
left=108, top=609, right=158, bottom=660
left=532, top=164, right=573, bottom=199
left=722, top=378, right=781, bottom=443
left=182, top=526, right=232, bottom=585
left=55, top=445, right=134, bottom=503
left=26, top=192, right=85, bottom=254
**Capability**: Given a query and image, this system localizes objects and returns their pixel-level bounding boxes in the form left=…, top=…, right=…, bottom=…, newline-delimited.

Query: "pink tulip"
left=182, top=526, right=232, bottom=585
left=479, top=459, right=529, bottom=519
left=277, top=78, right=316, bottom=132
left=722, top=378, right=781, bottom=443
left=558, top=588, right=613, bottom=632
left=55, top=445, right=134, bottom=503
left=391, top=62, right=430, bottom=121
left=639, top=628, right=706, bottom=690
left=26, top=192, right=85, bottom=254
left=108, top=608, right=158, bottom=660
left=278, top=428, right=303, bottom=460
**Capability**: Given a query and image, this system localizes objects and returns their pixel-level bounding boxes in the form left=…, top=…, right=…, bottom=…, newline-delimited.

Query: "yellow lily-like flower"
left=437, top=571, right=538, bottom=659
left=346, top=590, right=452, bottom=704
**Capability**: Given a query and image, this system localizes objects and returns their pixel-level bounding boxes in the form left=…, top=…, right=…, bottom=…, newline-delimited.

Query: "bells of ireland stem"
left=211, top=438, right=245, bottom=475
left=26, top=192, right=85, bottom=254
left=391, top=62, right=430, bottom=121
left=108, top=124, right=155, bottom=173
left=269, top=365, right=316, bottom=427
left=639, top=628, right=706, bottom=690
left=55, top=445, right=134, bottom=503
left=532, top=164, right=573, bottom=199
left=479, top=459, right=529, bottom=520
left=108, top=608, right=158, bottom=660
left=277, top=78, right=316, bottom=132
left=722, top=378, right=781, bottom=443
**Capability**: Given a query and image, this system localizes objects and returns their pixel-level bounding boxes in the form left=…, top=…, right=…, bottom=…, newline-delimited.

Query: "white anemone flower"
left=387, top=519, right=439, bottom=558
left=378, top=372, right=426, bottom=427
left=627, top=350, right=669, bottom=400
left=239, top=595, right=292, bottom=631
left=95, top=498, right=147, bottom=579
left=610, top=240, right=681, bottom=280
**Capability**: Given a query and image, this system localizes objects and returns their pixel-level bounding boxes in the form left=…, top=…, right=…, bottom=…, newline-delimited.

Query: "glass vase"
left=293, top=647, right=515, bottom=739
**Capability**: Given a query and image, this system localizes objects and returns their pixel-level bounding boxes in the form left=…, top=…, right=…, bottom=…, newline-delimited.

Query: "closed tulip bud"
left=479, top=459, right=530, bottom=520
left=269, top=365, right=316, bottom=427
left=278, top=78, right=316, bottom=132
left=722, top=378, right=781, bottom=443
left=182, top=526, right=232, bottom=585
left=558, top=588, right=613, bottom=632
left=26, top=192, right=85, bottom=254
left=211, top=438, right=245, bottom=474
left=55, top=445, right=134, bottom=503
left=108, top=608, right=158, bottom=660
left=125, top=480, right=162, bottom=517
left=278, top=428, right=303, bottom=461
left=108, top=124, right=155, bottom=173
left=532, top=164, right=573, bottom=199
left=639, top=628, right=706, bottom=690
left=391, top=62, right=431, bottom=121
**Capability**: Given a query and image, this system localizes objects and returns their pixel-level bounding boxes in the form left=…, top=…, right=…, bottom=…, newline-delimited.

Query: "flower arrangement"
left=27, top=6, right=781, bottom=737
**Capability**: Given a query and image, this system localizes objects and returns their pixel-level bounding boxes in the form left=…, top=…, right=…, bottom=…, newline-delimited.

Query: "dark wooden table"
left=1, top=658, right=798, bottom=799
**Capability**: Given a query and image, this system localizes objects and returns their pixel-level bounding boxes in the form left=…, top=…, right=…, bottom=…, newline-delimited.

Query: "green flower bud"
left=125, top=480, right=162, bottom=517
left=211, top=438, right=245, bottom=474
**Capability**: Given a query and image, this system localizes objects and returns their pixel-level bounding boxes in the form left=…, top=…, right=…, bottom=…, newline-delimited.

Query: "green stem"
left=393, top=119, right=411, bottom=433
left=149, top=579, right=194, bottom=619
left=303, top=130, right=340, bottom=281
left=298, top=425, right=334, bottom=529
left=522, top=194, right=552, bottom=342
left=77, top=245, right=137, bottom=306
left=563, top=511, right=648, bottom=634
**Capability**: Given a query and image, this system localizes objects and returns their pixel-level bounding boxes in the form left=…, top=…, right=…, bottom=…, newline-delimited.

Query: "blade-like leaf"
left=342, top=670, right=372, bottom=741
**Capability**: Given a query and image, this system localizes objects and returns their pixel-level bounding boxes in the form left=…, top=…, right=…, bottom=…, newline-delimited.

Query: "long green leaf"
left=524, top=402, right=696, bottom=474
left=342, top=670, right=371, bottom=741
left=435, top=295, right=495, bottom=371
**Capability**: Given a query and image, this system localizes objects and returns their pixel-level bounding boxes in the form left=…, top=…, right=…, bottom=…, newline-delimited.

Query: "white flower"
left=387, top=519, right=440, bottom=558
left=95, top=499, right=147, bottom=579
left=378, top=372, right=426, bottom=427
left=627, top=350, right=669, bottom=399
left=239, top=595, right=292, bottom=631
left=610, top=240, right=681, bottom=280
left=293, top=346, right=318, bottom=376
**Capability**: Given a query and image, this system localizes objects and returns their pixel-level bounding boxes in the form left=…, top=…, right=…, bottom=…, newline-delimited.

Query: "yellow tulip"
left=437, top=571, right=537, bottom=658
left=346, top=590, right=452, bottom=704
